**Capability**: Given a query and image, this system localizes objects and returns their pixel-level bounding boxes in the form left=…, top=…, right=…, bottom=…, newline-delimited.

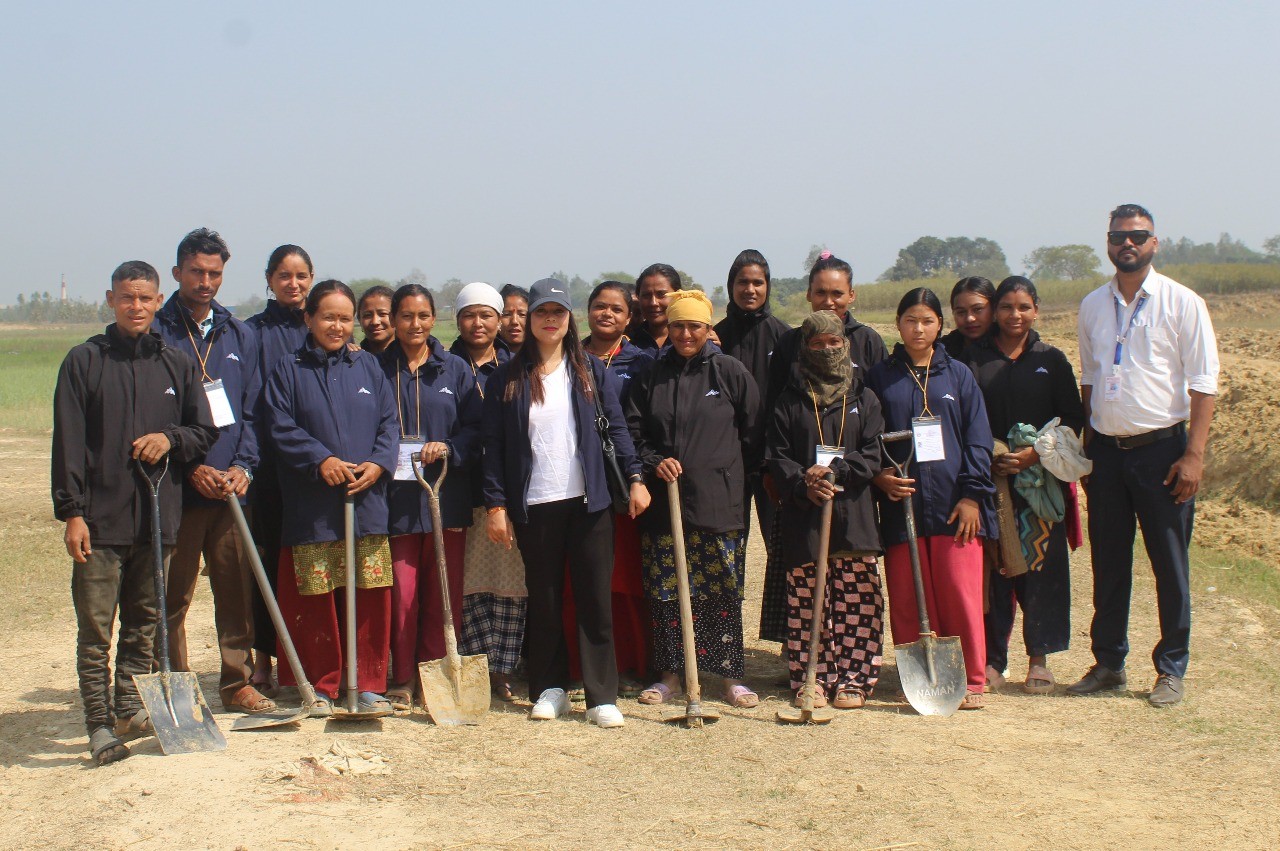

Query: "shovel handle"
left=666, top=479, right=702, bottom=707
left=799, top=473, right=836, bottom=713
left=878, top=432, right=933, bottom=636
left=136, top=459, right=172, bottom=675
left=415, top=457, right=462, bottom=664
left=344, top=493, right=359, bottom=714
left=224, top=495, right=319, bottom=708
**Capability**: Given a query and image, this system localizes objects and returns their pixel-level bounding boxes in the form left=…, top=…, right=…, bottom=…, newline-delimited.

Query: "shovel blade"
left=775, top=705, right=837, bottom=725
left=231, top=707, right=308, bottom=731
left=133, top=671, right=227, bottom=754
left=896, top=634, right=968, bottom=717
left=419, top=654, right=490, bottom=726
left=661, top=701, right=720, bottom=727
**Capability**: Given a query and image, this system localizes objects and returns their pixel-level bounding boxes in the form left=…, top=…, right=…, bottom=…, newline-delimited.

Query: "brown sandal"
left=226, top=684, right=277, bottom=714
left=793, top=686, right=827, bottom=708
left=832, top=689, right=866, bottom=709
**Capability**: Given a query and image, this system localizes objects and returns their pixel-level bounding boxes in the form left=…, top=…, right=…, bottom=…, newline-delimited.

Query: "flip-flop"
left=89, top=726, right=129, bottom=767
left=832, top=688, right=866, bottom=709
left=309, top=694, right=334, bottom=718
left=112, top=709, right=152, bottom=740
left=226, top=684, right=278, bottom=714
left=490, top=681, right=516, bottom=702
left=358, top=691, right=393, bottom=713
left=1023, top=665, right=1056, bottom=695
left=637, top=682, right=679, bottom=705
left=724, top=685, right=760, bottom=708
left=385, top=686, right=414, bottom=712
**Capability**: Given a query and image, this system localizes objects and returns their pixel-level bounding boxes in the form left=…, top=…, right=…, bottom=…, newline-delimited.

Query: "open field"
left=1, top=289, right=1279, bottom=850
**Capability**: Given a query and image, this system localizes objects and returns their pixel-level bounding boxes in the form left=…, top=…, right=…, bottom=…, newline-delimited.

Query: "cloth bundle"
left=1033, top=417, right=1092, bottom=483
left=1009, top=423, right=1065, bottom=523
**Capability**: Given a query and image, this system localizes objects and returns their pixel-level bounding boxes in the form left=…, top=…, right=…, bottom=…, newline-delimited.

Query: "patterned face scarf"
left=799, top=311, right=853, bottom=406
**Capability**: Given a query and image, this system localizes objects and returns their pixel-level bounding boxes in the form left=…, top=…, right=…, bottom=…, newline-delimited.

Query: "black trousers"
left=249, top=474, right=284, bottom=657
left=72, top=544, right=166, bottom=733
left=1085, top=432, right=1194, bottom=677
left=515, top=499, right=617, bottom=708
left=984, top=521, right=1071, bottom=673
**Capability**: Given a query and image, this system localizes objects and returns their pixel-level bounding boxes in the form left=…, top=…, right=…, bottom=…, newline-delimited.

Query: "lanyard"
left=395, top=356, right=422, bottom=438
left=184, top=322, right=219, bottom=383
left=603, top=335, right=628, bottom=370
left=807, top=382, right=847, bottom=449
left=906, top=361, right=933, bottom=417
left=1112, top=292, right=1149, bottom=369
left=466, top=348, right=495, bottom=399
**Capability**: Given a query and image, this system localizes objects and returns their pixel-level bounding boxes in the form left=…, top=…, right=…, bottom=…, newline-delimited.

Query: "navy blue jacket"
left=264, top=339, right=399, bottom=547
left=246, top=299, right=308, bottom=449
left=865, top=344, right=997, bottom=545
left=585, top=336, right=655, bottom=407
left=482, top=354, right=641, bottom=524
left=153, top=295, right=261, bottom=507
left=380, top=338, right=483, bottom=534
left=449, top=339, right=511, bottom=508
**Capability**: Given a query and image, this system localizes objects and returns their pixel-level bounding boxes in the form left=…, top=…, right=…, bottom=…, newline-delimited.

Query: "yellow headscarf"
left=665, top=289, right=714, bottom=325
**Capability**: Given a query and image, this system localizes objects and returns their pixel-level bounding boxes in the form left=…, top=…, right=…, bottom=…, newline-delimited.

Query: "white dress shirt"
left=1077, top=269, right=1219, bottom=437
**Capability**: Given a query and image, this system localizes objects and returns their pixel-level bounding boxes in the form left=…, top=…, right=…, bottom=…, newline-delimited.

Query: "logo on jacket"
left=943, top=393, right=956, bottom=401
left=225, top=352, right=240, bottom=362
left=616, top=372, right=630, bottom=380
left=705, top=389, right=720, bottom=397
left=164, top=387, right=176, bottom=396
left=1036, top=366, right=1049, bottom=374
left=358, top=387, right=372, bottom=395
left=849, top=406, right=859, bottom=414
left=439, top=387, right=454, bottom=395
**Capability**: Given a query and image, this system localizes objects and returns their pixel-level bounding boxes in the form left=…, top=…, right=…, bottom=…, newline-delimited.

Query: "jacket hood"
left=156, top=293, right=233, bottom=333
left=99, top=324, right=166, bottom=358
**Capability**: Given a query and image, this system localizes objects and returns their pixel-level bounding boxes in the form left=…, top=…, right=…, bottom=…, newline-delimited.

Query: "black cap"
left=527, top=278, right=573, bottom=313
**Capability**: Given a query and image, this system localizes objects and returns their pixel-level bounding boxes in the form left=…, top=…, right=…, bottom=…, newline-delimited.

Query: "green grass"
left=0, top=325, right=100, bottom=433
left=1191, top=545, right=1280, bottom=616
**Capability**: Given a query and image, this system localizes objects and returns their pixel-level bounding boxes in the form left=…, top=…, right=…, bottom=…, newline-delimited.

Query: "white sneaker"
left=586, top=703, right=625, bottom=729
left=529, top=688, right=571, bottom=720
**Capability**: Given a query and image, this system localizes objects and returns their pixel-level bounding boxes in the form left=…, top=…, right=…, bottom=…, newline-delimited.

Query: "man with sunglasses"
left=1069, top=203, right=1219, bottom=707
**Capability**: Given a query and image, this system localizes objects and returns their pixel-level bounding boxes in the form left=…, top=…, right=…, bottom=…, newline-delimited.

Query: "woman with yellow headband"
left=626, top=289, right=764, bottom=708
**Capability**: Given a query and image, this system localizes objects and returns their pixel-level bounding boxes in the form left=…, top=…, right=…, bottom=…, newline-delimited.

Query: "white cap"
left=453, top=282, right=503, bottom=319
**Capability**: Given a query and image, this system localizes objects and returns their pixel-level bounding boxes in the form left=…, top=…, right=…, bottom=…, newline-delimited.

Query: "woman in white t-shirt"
left=481, top=279, right=650, bottom=728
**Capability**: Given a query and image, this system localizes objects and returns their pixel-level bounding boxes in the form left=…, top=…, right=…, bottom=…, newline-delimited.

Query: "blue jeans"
left=1084, top=431, right=1193, bottom=677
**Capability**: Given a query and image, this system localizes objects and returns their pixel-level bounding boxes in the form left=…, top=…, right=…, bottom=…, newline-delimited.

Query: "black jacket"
left=482, top=354, right=640, bottom=524
left=714, top=303, right=790, bottom=423
left=766, top=311, right=887, bottom=413
left=939, top=329, right=971, bottom=360
left=51, top=325, right=218, bottom=546
left=767, top=379, right=885, bottom=568
left=961, top=330, right=1085, bottom=441
left=626, top=343, right=762, bottom=534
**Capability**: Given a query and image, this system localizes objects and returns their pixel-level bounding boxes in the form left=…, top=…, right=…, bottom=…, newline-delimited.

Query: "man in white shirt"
left=1068, top=204, right=1219, bottom=707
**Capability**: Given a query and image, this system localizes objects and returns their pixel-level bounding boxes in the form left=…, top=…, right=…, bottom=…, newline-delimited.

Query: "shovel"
left=414, top=456, right=490, bottom=726
left=224, top=494, right=320, bottom=731
left=879, top=431, right=967, bottom=717
left=777, top=472, right=837, bottom=725
left=331, top=492, right=392, bottom=721
left=132, top=459, right=228, bottom=753
left=661, top=478, right=719, bottom=728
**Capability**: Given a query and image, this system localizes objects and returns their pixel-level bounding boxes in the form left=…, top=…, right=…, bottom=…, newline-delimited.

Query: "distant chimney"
left=61, top=274, right=68, bottom=303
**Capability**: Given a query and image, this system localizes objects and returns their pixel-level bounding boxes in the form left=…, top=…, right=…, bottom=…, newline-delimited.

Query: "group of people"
left=54, top=202, right=1219, bottom=766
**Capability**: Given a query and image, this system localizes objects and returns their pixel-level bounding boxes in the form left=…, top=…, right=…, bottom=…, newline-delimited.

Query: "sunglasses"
left=1107, top=230, right=1154, bottom=247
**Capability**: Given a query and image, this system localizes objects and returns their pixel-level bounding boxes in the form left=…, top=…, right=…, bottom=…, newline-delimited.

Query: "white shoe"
left=585, top=704, right=625, bottom=729
left=529, top=688, right=571, bottom=720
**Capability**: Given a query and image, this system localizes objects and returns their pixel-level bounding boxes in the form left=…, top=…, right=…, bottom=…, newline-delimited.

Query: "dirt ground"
left=3, top=294, right=1280, bottom=850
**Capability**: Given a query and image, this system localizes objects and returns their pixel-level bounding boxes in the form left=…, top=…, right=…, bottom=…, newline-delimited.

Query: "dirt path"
left=2, top=430, right=1279, bottom=850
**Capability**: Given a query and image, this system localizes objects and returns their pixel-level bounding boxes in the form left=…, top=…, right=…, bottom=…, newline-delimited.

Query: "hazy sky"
left=3, top=2, right=1277, bottom=306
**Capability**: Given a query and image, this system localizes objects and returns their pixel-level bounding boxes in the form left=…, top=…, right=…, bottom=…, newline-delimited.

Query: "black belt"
left=1093, top=422, right=1185, bottom=451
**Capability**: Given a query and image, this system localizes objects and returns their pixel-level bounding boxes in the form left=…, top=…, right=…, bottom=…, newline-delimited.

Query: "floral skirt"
left=640, top=529, right=745, bottom=603
left=291, top=535, right=392, bottom=596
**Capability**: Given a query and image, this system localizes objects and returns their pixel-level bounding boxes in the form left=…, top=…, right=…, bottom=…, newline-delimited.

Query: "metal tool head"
left=230, top=706, right=309, bottom=731
left=896, top=633, right=968, bottom=717
left=133, top=670, right=227, bottom=754
left=419, top=654, right=490, bottom=726
left=661, top=700, right=720, bottom=728
left=775, top=705, right=837, bottom=725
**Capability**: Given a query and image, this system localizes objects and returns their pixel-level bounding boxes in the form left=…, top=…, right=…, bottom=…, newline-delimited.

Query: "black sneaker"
left=1065, top=664, right=1127, bottom=695
left=1148, top=674, right=1184, bottom=707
